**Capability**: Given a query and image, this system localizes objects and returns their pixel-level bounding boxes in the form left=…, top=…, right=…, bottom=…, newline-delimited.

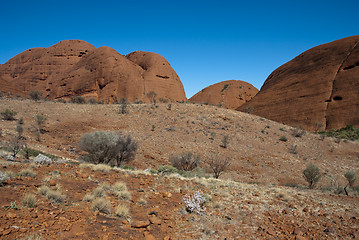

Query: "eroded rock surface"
left=238, top=36, right=359, bottom=131
left=189, top=80, right=258, bottom=109
left=0, top=40, right=186, bottom=102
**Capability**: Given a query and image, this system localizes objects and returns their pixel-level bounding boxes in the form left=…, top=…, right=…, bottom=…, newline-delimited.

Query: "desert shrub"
left=318, top=125, right=359, bottom=141
left=206, top=157, right=231, bottom=179
left=289, top=145, right=298, bottom=154
left=29, top=90, right=42, bottom=101
left=92, top=187, right=107, bottom=198
left=46, top=189, right=66, bottom=204
left=35, top=115, right=47, bottom=142
left=83, top=193, right=94, bottom=202
left=0, top=91, right=3, bottom=98
left=22, top=193, right=37, bottom=208
left=220, top=135, right=229, bottom=148
left=171, top=152, right=200, bottom=171
left=112, top=182, right=128, bottom=192
left=279, top=136, right=288, bottom=142
left=115, top=204, right=130, bottom=219
left=0, top=171, right=9, bottom=186
left=70, top=96, right=86, bottom=104
left=19, top=169, right=36, bottom=177
left=91, top=198, right=111, bottom=214
left=345, top=171, right=356, bottom=187
left=8, top=137, right=24, bottom=159
left=91, top=164, right=111, bottom=172
left=56, top=99, right=67, bottom=103
left=118, top=98, right=128, bottom=114
left=114, top=190, right=131, bottom=201
left=122, top=165, right=135, bottom=171
left=38, top=185, right=51, bottom=196
left=158, top=165, right=179, bottom=175
left=303, top=163, right=321, bottom=189
left=88, top=98, right=97, bottom=104
left=15, top=124, right=24, bottom=139
left=291, top=127, right=305, bottom=137
left=183, top=191, right=206, bottom=215
left=147, top=91, right=157, bottom=104
left=79, top=131, right=137, bottom=167
left=22, top=148, right=57, bottom=160
left=1, top=109, right=17, bottom=120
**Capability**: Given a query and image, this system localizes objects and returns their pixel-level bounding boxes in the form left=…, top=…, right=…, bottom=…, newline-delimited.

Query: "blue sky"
left=1, top=0, right=358, bottom=98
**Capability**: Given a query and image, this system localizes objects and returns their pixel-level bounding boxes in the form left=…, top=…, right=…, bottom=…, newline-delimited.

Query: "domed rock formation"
left=238, top=36, right=359, bottom=131
left=0, top=40, right=187, bottom=103
left=189, top=80, right=258, bottom=109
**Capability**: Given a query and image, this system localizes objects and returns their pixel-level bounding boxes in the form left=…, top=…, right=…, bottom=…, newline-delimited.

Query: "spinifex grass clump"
left=183, top=191, right=206, bottom=215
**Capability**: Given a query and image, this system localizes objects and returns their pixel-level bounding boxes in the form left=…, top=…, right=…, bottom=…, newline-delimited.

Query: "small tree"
left=1, top=109, right=17, bottom=121
left=207, top=156, right=231, bottom=179
left=115, top=134, right=138, bottom=166
left=303, top=163, right=321, bottom=189
left=344, top=171, right=356, bottom=196
left=171, top=152, right=200, bottom=171
left=118, top=98, right=128, bottom=114
left=70, top=96, right=86, bottom=104
left=29, top=90, right=43, bottom=101
left=35, top=115, right=47, bottom=141
left=8, top=137, right=24, bottom=159
left=146, top=91, right=157, bottom=105
left=220, top=135, right=229, bottom=148
left=15, top=124, right=24, bottom=139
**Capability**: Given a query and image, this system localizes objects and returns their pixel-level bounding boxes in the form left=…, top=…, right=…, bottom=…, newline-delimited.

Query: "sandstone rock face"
left=189, top=80, right=258, bottom=109
left=0, top=40, right=186, bottom=103
left=238, top=36, right=359, bottom=131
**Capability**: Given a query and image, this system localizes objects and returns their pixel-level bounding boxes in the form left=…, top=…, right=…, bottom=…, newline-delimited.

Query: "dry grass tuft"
left=91, top=164, right=111, bottom=172
left=112, top=181, right=127, bottom=192
left=19, top=169, right=36, bottom=177
left=91, top=198, right=111, bottom=214
left=113, top=190, right=131, bottom=201
left=38, top=185, right=66, bottom=203
left=45, top=189, right=66, bottom=204
left=92, top=187, right=107, bottom=198
left=38, top=185, right=51, bottom=196
left=22, top=193, right=37, bottom=208
left=115, top=204, right=130, bottom=219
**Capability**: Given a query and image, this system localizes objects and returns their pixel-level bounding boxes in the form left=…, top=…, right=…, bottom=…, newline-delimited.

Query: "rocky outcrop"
left=238, top=36, right=359, bottom=131
left=0, top=40, right=186, bottom=102
left=189, top=80, right=258, bottom=109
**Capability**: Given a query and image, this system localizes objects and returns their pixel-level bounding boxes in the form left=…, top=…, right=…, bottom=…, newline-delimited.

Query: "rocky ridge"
left=0, top=40, right=186, bottom=103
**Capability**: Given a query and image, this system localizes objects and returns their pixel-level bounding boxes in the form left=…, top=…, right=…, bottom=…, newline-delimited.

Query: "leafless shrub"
left=170, top=152, right=200, bottom=171
left=206, top=156, right=231, bottom=179
left=291, top=127, right=305, bottom=138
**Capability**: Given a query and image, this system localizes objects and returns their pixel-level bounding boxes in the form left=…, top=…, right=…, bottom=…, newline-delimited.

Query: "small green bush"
left=303, top=163, right=321, bottom=189
left=318, top=125, right=359, bottom=141
left=70, top=96, right=86, bottom=104
left=279, top=136, right=288, bottom=142
left=29, top=90, right=43, bottom=101
left=158, top=165, right=178, bottom=175
left=1, top=109, right=17, bottom=120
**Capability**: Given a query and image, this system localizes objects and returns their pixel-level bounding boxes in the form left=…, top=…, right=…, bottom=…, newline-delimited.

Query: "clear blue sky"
left=1, top=0, right=358, bottom=98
